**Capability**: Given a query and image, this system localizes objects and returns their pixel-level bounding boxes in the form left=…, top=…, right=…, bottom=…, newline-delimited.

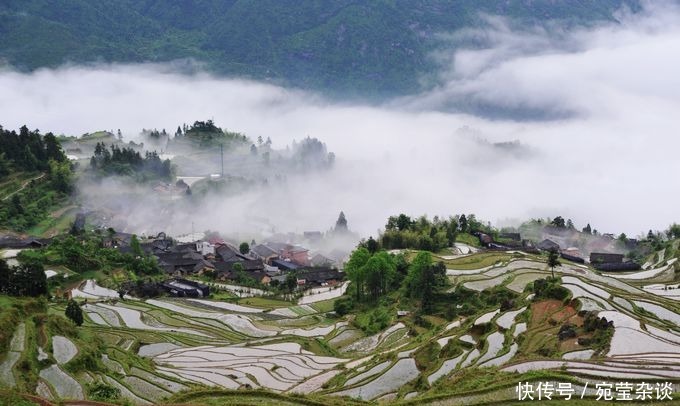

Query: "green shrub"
left=87, top=382, right=121, bottom=401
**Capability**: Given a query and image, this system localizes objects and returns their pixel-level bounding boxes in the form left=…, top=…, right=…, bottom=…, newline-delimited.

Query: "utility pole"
left=220, top=144, right=224, bottom=177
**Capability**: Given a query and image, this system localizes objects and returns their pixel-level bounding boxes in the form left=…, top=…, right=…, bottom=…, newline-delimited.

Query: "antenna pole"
left=220, top=144, right=224, bottom=177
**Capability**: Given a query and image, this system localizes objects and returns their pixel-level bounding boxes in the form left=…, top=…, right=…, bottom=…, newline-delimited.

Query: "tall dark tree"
left=547, top=249, right=561, bottom=279
left=43, top=132, right=66, bottom=162
left=551, top=216, right=566, bottom=228
left=0, top=259, right=10, bottom=293
left=335, top=211, right=348, bottom=233
left=366, top=236, right=379, bottom=254
left=8, top=262, right=47, bottom=296
left=459, top=214, right=468, bottom=233
left=65, top=300, right=84, bottom=326
left=582, top=223, right=592, bottom=234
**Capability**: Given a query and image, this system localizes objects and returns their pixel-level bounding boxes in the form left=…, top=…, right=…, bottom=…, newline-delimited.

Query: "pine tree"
left=65, top=300, right=84, bottom=326
left=335, top=211, right=348, bottom=232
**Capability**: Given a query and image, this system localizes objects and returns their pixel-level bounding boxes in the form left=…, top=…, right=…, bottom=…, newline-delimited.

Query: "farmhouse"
left=161, top=279, right=209, bottom=297
left=250, top=244, right=279, bottom=264
left=296, top=267, right=344, bottom=287
left=590, top=252, right=624, bottom=264
left=282, top=246, right=310, bottom=266
left=271, top=259, right=300, bottom=272
left=537, top=239, right=560, bottom=251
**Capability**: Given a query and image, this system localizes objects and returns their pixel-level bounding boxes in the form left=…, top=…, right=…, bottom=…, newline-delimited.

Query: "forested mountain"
left=0, top=0, right=639, bottom=98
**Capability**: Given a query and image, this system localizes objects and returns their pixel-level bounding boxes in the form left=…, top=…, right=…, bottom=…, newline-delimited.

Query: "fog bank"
left=1, top=2, right=679, bottom=238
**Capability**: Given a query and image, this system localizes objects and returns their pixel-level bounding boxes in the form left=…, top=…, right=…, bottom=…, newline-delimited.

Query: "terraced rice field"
left=5, top=249, right=680, bottom=405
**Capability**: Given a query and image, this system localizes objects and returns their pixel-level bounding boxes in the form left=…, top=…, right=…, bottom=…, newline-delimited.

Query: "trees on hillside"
left=344, top=247, right=397, bottom=303
left=90, top=142, right=172, bottom=180
left=0, top=126, right=66, bottom=172
left=65, top=300, right=84, bottom=326
left=403, top=252, right=446, bottom=312
left=0, top=259, right=47, bottom=297
left=381, top=214, right=458, bottom=252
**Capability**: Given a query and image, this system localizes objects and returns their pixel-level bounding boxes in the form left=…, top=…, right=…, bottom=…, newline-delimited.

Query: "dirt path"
left=1, top=173, right=46, bottom=201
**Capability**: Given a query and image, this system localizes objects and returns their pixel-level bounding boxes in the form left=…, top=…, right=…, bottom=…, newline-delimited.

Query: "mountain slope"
left=0, top=0, right=640, bottom=98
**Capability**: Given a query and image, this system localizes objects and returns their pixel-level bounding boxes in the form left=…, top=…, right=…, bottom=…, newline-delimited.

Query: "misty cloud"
left=1, top=2, right=679, bottom=239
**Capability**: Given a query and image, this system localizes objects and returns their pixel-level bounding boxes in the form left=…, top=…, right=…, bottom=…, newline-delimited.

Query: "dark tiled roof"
left=271, top=259, right=300, bottom=271
left=251, top=244, right=278, bottom=257
left=297, top=267, right=344, bottom=283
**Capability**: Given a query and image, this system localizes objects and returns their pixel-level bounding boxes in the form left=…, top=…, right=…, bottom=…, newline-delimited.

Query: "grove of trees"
left=90, top=142, right=172, bottom=180
left=0, top=259, right=48, bottom=297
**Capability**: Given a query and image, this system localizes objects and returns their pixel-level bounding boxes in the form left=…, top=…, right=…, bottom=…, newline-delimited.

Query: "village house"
left=155, top=251, right=205, bottom=276
left=250, top=244, right=280, bottom=264
left=296, top=267, right=344, bottom=287
left=537, top=239, right=560, bottom=252
left=310, top=253, right=335, bottom=267
left=282, top=246, right=310, bottom=266
left=589, top=252, right=624, bottom=264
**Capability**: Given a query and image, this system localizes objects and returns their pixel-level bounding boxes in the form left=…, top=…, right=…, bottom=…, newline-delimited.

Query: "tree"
left=365, top=236, right=379, bottom=254
left=9, top=194, right=23, bottom=215
left=582, top=223, right=592, bottom=234
left=335, top=211, right=348, bottom=233
left=403, top=252, right=445, bottom=312
left=459, top=214, right=468, bottom=232
left=239, top=242, right=250, bottom=255
left=551, top=216, right=566, bottom=228
left=257, top=135, right=263, bottom=145
left=7, top=262, right=47, bottom=296
left=130, top=234, right=142, bottom=257
left=396, top=214, right=412, bottom=231
left=667, top=223, right=680, bottom=240
left=284, top=272, right=297, bottom=292
left=65, top=300, right=84, bottom=326
left=49, top=159, right=73, bottom=194
left=0, top=259, right=10, bottom=293
left=566, top=219, right=575, bottom=230
left=547, top=249, right=561, bottom=279
left=344, top=247, right=370, bottom=301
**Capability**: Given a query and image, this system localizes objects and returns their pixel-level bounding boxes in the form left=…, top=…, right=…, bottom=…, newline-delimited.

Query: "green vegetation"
left=86, top=381, right=121, bottom=402
left=0, top=259, right=47, bottom=297
left=65, top=299, right=83, bottom=326
left=20, top=232, right=160, bottom=277
left=380, top=214, right=458, bottom=252
left=0, top=125, right=74, bottom=231
left=531, top=278, right=570, bottom=301
left=0, top=2, right=634, bottom=98
left=175, top=120, right=248, bottom=149
left=89, top=142, right=173, bottom=181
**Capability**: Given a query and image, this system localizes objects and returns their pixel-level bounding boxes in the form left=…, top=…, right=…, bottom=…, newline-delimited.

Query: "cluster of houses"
left=107, top=232, right=345, bottom=296
left=473, top=229, right=641, bottom=271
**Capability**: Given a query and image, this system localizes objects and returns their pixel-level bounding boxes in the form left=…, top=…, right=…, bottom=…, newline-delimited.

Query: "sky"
left=1, top=2, right=679, bottom=239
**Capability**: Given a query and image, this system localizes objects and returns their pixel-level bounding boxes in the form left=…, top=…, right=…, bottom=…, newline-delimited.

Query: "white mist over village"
left=2, top=2, right=680, bottom=239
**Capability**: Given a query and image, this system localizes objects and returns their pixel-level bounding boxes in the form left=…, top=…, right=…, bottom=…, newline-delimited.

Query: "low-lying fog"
left=1, top=2, right=679, bottom=239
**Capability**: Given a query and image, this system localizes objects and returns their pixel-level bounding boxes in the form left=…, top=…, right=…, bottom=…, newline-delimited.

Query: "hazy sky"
left=1, top=2, right=679, bottom=238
